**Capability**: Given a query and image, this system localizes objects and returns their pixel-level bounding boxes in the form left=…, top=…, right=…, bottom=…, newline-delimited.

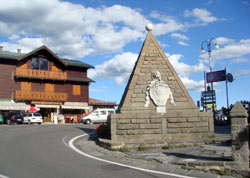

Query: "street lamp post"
left=200, top=38, right=219, bottom=117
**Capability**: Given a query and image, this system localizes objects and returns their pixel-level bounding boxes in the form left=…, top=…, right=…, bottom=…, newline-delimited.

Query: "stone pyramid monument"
left=118, top=24, right=197, bottom=114
left=109, top=24, right=213, bottom=149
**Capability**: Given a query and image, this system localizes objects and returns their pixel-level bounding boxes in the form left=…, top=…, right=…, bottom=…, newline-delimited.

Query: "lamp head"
left=215, top=43, right=219, bottom=50
left=200, top=48, right=205, bottom=55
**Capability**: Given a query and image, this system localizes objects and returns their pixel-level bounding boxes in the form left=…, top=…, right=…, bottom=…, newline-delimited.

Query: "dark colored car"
left=3, top=112, right=24, bottom=124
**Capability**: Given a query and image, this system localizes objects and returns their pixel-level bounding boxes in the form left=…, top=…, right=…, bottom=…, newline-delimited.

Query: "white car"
left=81, top=108, right=115, bottom=124
left=23, top=112, right=43, bottom=125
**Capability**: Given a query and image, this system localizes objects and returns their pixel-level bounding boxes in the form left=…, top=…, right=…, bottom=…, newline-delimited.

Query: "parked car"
left=3, top=112, right=23, bottom=124
left=215, top=110, right=228, bottom=124
left=0, top=113, right=3, bottom=124
left=81, top=108, right=115, bottom=124
left=23, top=112, right=43, bottom=125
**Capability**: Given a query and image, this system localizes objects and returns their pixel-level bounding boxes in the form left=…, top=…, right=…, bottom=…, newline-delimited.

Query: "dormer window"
left=32, top=57, right=48, bottom=70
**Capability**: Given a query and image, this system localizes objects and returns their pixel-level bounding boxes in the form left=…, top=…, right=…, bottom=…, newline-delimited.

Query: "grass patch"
left=112, top=148, right=130, bottom=153
left=137, top=146, right=149, bottom=151
left=162, top=145, right=171, bottom=150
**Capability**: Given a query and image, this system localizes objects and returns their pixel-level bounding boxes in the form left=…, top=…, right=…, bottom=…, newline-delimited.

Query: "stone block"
left=131, top=119, right=150, bottom=124
left=168, top=118, right=187, bottom=123
left=201, top=117, right=208, bottom=122
left=142, top=129, right=162, bottom=134
left=117, top=119, right=131, bottom=124
left=117, top=130, right=126, bottom=135
left=193, top=127, right=209, bottom=133
left=140, top=68, right=150, bottom=73
left=167, top=128, right=181, bottom=133
left=117, top=124, right=139, bottom=130
left=168, top=123, right=193, bottom=128
left=127, top=130, right=140, bottom=135
left=187, top=117, right=201, bottom=122
left=134, top=88, right=142, bottom=94
left=139, top=124, right=161, bottom=129
left=150, top=118, right=162, bottom=123
left=194, top=122, right=208, bottom=127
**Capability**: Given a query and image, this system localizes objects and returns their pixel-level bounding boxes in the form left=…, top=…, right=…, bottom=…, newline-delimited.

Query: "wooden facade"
left=0, top=45, right=94, bottom=116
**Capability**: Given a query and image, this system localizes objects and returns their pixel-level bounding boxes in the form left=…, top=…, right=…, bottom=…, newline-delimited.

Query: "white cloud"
left=235, top=69, right=250, bottom=76
left=171, top=33, right=189, bottom=41
left=0, top=1, right=149, bottom=58
left=184, top=8, right=218, bottom=24
left=180, top=77, right=204, bottom=91
left=89, top=88, right=104, bottom=93
left=149, top=12, right=185, bottom=36
left=230, top=58, right=250, bottom=64
left=216, top=37, right=235, bottom=45
left=178, top=41, right=189, bottom=46
left=88, top=52, right=138, bottom=84
left=167, top=53, right=207, bottom=77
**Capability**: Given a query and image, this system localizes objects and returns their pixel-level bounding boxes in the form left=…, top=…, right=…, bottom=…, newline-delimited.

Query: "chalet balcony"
left=14, top=90, right=67, bottom=102
left=15, top=68, right=67, bottom=80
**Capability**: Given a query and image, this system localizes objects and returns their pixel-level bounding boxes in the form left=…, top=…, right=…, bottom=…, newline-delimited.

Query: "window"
left=32, top=57, right=48, bottom=70
left=32, top=57, right=39, bottom=69
left=40, top=58, right=48, bottom=70
left=33, top=113, right=41, bottom=117
left=100, top=111, right=106, bottom=115
left=108, top=111, right=114, bottom=115
left=73, top=85, right=81, bottom=95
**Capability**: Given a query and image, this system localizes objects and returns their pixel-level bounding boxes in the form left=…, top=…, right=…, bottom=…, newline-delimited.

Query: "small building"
left=88, top=98, right=118, bottom=112
left=0, top=45, right=94, bottom=123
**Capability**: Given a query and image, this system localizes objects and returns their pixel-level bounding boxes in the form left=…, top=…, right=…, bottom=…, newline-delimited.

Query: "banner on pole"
left=206, top=70, right=226, bottom=83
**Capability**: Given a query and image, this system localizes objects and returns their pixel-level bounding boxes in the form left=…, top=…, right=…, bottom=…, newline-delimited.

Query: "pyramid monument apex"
left=108, top=23, right=214, bottom=149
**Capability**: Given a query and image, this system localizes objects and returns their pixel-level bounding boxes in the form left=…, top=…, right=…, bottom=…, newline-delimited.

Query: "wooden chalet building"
left=0, top=45, right=94, bottom=122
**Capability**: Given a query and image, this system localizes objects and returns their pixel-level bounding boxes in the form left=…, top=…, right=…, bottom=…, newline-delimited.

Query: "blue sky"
left=0, top=0, right=250, bottom=109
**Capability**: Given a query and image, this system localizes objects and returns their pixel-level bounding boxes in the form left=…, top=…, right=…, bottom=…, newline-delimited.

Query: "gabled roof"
left=0, top=45, right=94, bottom=69
left=18, top=45, right=67, bottom=66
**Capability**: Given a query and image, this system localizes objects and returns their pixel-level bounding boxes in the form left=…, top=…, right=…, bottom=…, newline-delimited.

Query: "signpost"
left=206, top=69, right=226, bottom=83
left=201, top=68, right=233, bottom=111
left=201, top=90, right=216, bottom=110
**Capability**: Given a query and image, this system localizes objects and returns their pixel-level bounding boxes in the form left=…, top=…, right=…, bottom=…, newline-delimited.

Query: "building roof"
left=0, top=45, right=94, bottom=69
left=89, top=98, right=118, bottom=106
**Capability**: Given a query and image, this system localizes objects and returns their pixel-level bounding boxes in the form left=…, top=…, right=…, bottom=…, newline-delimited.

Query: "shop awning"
left=61, top=106, right=89, bottom=109
left=0, top=101, right=29, bottom=110
left=36, top=104, right=60, bottom=108
left=61, top=102, right=89, bottom=110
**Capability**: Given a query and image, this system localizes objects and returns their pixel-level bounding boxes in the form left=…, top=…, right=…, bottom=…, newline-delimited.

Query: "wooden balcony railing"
left=14, top=91, right=67, bottom=102
left=15, top=68, right=67, bottom=80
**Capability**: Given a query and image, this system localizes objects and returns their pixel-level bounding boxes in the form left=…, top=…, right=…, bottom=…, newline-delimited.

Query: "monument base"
left=109, top=110, right=214, bottom=149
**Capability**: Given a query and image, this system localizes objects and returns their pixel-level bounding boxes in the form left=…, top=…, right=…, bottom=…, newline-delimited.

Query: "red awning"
left=28, top=107, right=40, bottom=112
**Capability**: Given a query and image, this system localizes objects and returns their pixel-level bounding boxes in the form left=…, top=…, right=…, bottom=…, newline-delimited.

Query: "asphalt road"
left=0, top=124, right=178, bottom=178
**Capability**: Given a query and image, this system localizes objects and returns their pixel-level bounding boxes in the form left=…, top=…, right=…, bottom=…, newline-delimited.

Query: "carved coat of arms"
left=144, top=71, right=176, bottom=113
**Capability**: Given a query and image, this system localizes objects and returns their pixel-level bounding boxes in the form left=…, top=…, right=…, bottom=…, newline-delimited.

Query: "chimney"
left=17, top=49, right=21, bottom=54
left=0, top=46, right=3, bottom=52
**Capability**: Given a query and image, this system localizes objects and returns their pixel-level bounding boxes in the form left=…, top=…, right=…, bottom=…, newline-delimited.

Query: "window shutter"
left=21, top=82, right=31, bottom=91
left=45, top=83, right=54, bottom=92
left=73, top=85, right=81, bottom=95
